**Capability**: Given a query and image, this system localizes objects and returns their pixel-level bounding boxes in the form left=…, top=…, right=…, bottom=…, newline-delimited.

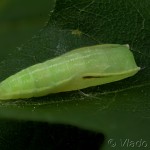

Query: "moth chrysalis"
left=0, top=44, right=140, bottom=100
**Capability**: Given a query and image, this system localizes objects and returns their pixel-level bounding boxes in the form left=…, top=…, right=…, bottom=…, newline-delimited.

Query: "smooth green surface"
left=0, top=0, right=150, bottom=149
left=0, top=44, right=140, bottom=100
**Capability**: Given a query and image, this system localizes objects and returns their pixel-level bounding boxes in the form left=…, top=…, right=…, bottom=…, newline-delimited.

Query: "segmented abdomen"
left=0, top=58, right=67, bottom=99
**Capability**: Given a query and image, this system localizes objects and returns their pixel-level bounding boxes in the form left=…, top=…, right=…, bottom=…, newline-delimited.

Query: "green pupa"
left=0, top=44, right=140, bottom=100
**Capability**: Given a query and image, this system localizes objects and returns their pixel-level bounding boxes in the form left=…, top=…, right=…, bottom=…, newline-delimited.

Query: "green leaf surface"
left=0, top=0, right=150, bottom=149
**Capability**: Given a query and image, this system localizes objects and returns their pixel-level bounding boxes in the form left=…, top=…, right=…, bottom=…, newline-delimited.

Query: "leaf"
left=0, top=0, right=150, bottom=149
